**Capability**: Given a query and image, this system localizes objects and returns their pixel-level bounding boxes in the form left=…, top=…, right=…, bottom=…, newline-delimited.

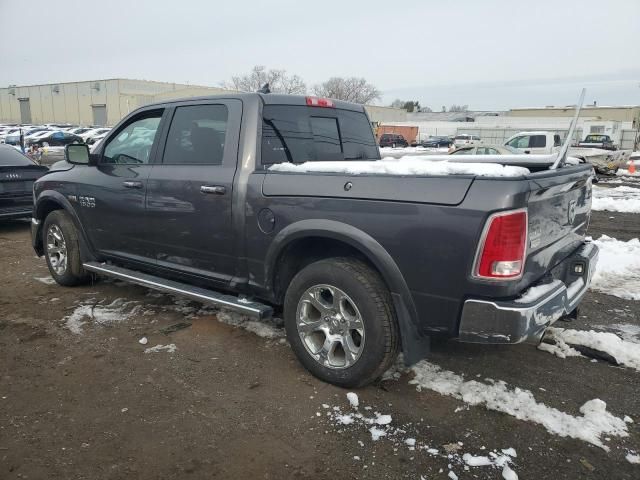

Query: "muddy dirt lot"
left=1, top=208, right=639, bottom=479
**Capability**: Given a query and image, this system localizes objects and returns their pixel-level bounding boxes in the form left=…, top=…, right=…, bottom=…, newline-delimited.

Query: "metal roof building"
left=0, top=79, right=227, bottom=126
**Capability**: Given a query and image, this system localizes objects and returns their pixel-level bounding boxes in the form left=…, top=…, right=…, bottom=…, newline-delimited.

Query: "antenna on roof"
left=257, top=83, right=271, bottom=94
left=550, top=88, right=585, bottom=170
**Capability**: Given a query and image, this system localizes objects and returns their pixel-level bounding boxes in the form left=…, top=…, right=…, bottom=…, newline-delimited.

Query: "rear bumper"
left=458, top=241, right=598, bottom=345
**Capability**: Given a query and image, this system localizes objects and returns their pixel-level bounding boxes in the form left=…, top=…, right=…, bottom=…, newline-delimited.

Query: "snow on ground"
left=617, top=167, right=640, bottom=178
left=627, top=453, right=640, bottom=464
left=409, top=361, right=628, bottom=450
left=34, top=276, right=56, bottom=285
left=144, top=344, right=177, bottom=354
left=215, top=310, right=284, bottom=339
left=592, top=185, right=640, bottom=213
left=594, top=323, right=640, bottom=344
left=542, top=327, right=640, bottom=372
left=269, top=157, right=530, bottom=177
left=64, top=298, right=145, bottom=334
left=537, top=338, right=582, bottom=359
left=323, top=393, right=519, bottom=478
left=62, top=292, right=284, bottom=339
left=590, top=236, right=640, bottom=300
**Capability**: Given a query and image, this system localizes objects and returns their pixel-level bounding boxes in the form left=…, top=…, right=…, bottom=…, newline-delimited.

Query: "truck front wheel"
left=284, top=258, right=399, bottom=388
left=42, top=210, right=91, bottom=286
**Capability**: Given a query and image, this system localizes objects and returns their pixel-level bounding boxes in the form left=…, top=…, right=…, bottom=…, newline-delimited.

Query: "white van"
left=453, top=134, right=481, bottom=147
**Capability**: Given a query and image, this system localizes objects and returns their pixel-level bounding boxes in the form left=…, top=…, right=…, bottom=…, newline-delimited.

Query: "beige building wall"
left=0, top=79, right=218, bottom=125
left=365, top=105, right=407, bottom=125
left=508, top=106, right=640, bottom=124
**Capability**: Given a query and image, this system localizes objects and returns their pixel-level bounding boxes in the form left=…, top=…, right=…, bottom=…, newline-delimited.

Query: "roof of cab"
left=136, top=92, right=366, bottom=113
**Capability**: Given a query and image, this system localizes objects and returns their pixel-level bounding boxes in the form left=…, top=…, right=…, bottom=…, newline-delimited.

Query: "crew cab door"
left=144, top=100, right=242, bottom=286
left=77, top=108, right=166, bottom=263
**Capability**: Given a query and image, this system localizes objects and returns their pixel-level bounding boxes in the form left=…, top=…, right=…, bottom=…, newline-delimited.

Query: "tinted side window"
left=553, top=134, right=561, bottom=147
left=530, top=135, right=546, bottom=148
left=103, top=112, right=162, bottom=164
left=261, top=105, right=379, bottom=164
left=163, top=105, right=228, bottom=165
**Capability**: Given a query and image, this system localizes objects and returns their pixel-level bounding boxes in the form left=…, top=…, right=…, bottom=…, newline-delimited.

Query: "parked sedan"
left=421, top=136, right=453, bottom=148
left=80, top=127, right=111, bottom=143
left=0, top=144, right=48, bottom=220
left=450, top=144, right=524, bottom=155
left=27, top=131, right=84, bottom=148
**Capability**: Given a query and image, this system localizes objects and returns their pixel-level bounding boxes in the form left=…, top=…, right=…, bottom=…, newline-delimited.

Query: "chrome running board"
left=83, top=261, right=273, bottom=320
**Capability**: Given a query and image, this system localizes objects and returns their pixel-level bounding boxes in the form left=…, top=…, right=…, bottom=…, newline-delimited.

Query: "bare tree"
left=224, top=65, right=307, bottom=94
left=448, top=104, right=469, bottom=112
left=313, top=77, right=380, bottom=104
left=389, top=99, right=422, bottom=112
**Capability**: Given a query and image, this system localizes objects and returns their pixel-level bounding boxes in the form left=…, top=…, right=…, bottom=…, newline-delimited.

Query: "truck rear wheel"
left=43, top=210, right=91, bottom=286
left=284, top=258, right=399, bottom=388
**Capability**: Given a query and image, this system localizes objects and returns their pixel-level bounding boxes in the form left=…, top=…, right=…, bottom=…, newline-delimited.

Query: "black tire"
left=284, top=258, right=399, bottom=388
left=42, top=210, right=91, bottom=286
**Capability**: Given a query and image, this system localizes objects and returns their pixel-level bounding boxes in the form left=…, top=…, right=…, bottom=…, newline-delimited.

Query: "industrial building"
left=508, top=105, right=640, bottom=126
left=384, top=105, right=640, bottom=150
left=0, top=79, right=229, bottom=126
left=0, top=79, right=407, bottom=127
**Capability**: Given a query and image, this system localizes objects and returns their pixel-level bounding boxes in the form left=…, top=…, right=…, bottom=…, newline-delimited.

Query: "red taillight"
left=306, top=96, right=335, bottom=108
left=474, top=210, right=527, bottom=279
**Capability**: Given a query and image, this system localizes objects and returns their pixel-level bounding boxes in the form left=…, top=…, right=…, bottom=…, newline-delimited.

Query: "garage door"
left=92, top=105, right=107, bottom=126
left=18, top=98, right=32, bottom=124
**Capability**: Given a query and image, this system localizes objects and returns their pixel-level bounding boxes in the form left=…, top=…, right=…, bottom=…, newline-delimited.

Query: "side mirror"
left=65, top=144, right=91, bottom=165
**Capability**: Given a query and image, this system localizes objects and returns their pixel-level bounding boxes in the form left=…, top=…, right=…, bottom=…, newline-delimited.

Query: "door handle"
left=200, top=185, right=226, bottom=195
left=122, top=181, right=143, bottom=189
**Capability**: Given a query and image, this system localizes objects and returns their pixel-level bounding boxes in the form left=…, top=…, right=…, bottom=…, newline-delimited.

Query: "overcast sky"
left=1, top=0, right=638, bottom=110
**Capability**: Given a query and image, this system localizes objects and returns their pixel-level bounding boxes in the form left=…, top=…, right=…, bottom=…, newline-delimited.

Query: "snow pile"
left=64, top=298, right=144, bottom=334
left=543, top=327, right=640, bottom=372
left=592, top=185, right=640, bottom=213
left=270, top=157, right=530, bottom=177
left=409, top=361, right=628, bottom=450
left=617, top=167, right=640, bottom=178
left=322, top=394, right=519, bottom=477
left=538, top=338, right=582, bottom=359
left=144, top=343, right=177, bottom=354
left=346, top=392, right=359, bottom=408
left=595, top=323, right=640, bottom=344
left=627, top=453, right=640, bottom=464
left=590, top=236, right=640, bottom=300
left=215, top=310, right=284, bottom=339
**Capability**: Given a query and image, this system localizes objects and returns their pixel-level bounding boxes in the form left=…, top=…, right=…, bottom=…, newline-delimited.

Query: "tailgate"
left=525, top=165, right=593, bottom=280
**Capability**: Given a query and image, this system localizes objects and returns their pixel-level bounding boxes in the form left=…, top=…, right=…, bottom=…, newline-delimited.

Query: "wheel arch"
left=265, top=219, right=430, bottom=364
left=33, top=191, right=95, bottom=262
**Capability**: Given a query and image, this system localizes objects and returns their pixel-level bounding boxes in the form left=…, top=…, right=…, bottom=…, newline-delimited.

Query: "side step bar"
left=83, top=261, right=273, bottom=320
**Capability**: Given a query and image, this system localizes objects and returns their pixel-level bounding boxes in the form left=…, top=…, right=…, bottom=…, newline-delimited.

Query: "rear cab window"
left=261, top=105, right=380, bottom=164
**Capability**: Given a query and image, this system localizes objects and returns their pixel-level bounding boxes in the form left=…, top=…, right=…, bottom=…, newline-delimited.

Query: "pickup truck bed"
left=31, top=93, right=598, bottom=387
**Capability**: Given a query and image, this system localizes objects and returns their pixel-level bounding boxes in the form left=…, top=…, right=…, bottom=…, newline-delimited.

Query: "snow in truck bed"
left=269, top=156, right=530, bottom=177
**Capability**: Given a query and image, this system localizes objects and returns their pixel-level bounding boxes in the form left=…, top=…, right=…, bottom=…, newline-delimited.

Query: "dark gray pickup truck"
left=31, top=93, right=598, bottom=387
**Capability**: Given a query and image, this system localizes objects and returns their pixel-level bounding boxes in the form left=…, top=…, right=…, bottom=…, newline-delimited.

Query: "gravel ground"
left=1, top=204, right=639, bottom=479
